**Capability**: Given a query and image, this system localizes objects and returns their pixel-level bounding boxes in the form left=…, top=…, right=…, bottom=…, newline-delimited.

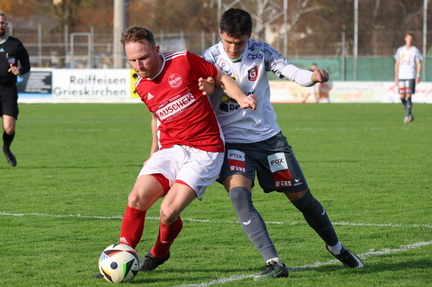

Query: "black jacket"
left=0, top=35, right=31, bottom=85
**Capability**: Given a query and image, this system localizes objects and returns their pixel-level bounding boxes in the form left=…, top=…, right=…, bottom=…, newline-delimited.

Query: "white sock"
left=266, top=257, right=283, bottom=267
left=327, top=241, right=343, bottom=255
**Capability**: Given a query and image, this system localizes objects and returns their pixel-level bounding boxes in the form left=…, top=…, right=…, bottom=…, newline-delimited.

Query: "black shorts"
left=218, top=132, right=308, bottom=193
left=398, top=79, right=416, bottom=95
left=0, top=84, right=19, bottom=119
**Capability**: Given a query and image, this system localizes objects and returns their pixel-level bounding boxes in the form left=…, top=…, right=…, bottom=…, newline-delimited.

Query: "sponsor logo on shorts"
left=268, top=153, right=292, bottom=187
left=227, top=149, right=246, bottom=172
left=273, top=170, right=292, bottom=187
left=268, top=153, right=288, bottom=172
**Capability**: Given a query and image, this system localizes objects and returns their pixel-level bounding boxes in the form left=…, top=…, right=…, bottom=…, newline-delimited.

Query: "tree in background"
left=2, top=0, right=432, bottom=67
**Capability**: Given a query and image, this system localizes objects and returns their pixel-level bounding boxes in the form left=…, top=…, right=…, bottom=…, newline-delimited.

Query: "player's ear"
left=154, top=45, right=160, bottom=54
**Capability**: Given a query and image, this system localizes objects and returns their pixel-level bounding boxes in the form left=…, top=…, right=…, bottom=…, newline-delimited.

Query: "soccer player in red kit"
left=113, top=26, right=256, bottom=274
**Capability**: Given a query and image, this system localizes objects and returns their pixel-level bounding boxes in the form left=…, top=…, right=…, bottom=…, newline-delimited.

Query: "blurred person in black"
left=0, top=11, right=30, bottom=167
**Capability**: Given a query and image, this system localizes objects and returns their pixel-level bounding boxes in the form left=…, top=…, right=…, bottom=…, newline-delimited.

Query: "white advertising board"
left=18, top=69, right=432, bottom=104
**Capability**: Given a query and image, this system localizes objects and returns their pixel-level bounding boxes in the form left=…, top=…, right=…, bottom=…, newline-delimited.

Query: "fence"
left=15, top=28, right=432, bottom=82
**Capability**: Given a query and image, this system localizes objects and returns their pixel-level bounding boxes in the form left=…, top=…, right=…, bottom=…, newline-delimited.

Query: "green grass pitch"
left=0, top=103, right=431, bottom=287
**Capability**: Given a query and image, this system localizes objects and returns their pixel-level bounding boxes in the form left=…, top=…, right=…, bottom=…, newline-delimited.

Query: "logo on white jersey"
left=248, top=66, right=258, bottom=81
left=215, top=58, right=232, bottom=76
left=168, top=73, right=182, bottom=88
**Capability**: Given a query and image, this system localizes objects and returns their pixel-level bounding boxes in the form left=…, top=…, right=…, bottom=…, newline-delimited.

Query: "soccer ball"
left=98, top=243, right=139, bottom=283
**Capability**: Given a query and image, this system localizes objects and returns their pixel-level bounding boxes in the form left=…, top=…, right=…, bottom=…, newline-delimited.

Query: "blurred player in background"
left=96, top=26, right=256, bottom=277
left=0, top=11, right=30, bottom=167
left=315, top=80, right=332, bottom=103
left=394, top=32, right=422, bottom=123
left=201, top=8, right=363, bottom=281
left=303, top=63, right=332, bottom=103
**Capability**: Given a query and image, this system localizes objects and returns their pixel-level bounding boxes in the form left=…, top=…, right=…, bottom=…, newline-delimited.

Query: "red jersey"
left=135, top=51, right=224, bottom=152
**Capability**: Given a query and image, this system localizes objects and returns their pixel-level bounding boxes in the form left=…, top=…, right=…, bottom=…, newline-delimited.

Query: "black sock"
left=400, top=98, right=407, bottom=112
left=406, top=97, right=413, bottom=116
left=3, top=132, right=15, bottom=148
left=292, top=190, right=339, bottom=246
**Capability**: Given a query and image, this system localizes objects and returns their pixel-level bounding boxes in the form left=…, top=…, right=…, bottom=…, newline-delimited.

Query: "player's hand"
left=8, top=65, right=20, bottom=76
left=239, top=94, right=257, bottom=110
left=311, top=69, right=329, bottom=83
left=198, top=77, right=216, bottom=95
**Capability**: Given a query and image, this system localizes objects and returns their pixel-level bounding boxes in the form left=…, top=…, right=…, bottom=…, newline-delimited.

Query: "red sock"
left=119, top=206, right=146, bottom=249
left=150, top=217, right=183, bottom=258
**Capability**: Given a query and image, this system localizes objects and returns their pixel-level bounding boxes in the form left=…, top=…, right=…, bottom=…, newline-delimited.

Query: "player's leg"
left=91, top=173, right=166, bottom=279
left=2, top=86, right=18, bottom=166
left=154, top=182, right=197, bottom=252
left=405, top=79, right=415, bottom=122
left=398, top=79, right=411, bottom=122
left=139, top=182, right=197, bottom=272
left=286, top=189, right=340, bottom=247
left=405, top=94, right=413, bottom=121
left=2, top=116, right=17, bottom=167
left=225, top=175, right=288, bottom=281
left=141, top=147, right=223, bottom=272
left=224, top=145, right=288, bottom=280
left=120, top=174, right=166, bottom=248
left=287, top=190, right=363, bottom=268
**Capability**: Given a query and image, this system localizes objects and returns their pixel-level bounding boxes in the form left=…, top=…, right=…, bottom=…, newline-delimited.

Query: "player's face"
left=219, top=31, right=249, bottom=60
left=125, top=40, right=161, bottom=79
left=0, top=16, right=8, bottom=38
left=405, top=35, right=413, bottom=47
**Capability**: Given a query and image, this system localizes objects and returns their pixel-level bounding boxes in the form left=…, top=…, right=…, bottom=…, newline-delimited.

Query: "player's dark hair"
left=405, top=32, right=415, bottom=39
left=220, top=8, right=252, bottom=38
left=121, top=26, right=156, bottom=46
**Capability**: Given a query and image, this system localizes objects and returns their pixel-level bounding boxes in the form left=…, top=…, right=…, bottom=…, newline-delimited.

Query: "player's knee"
left=292, top=189, right=317, bottom=212
left=127, top=192, right=142, bottom=210
left=159, top=207, right=178, bottom=224
left=229, top=186, right=252, bottom=210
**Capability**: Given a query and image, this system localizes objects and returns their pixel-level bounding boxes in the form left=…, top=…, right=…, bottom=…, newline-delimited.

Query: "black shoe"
left=2, top=146, right=16, bottom=167
left=92, top=273, right=103, bottom=279
left=327, top=245, right=364, bottom=268
left=253, top=260, right=289, bottom=281
left=139, top=251, right=170, bottom=272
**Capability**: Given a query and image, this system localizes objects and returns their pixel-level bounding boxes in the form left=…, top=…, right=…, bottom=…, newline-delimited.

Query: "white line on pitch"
left=0, top=212, right=431, bottom=229
left=172, top=241, right=432, bottom=287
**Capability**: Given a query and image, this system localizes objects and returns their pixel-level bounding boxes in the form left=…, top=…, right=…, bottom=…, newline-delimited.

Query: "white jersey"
left=203, top=39, right=314, bottom=143
left=394, top=45, right=423, bottom=79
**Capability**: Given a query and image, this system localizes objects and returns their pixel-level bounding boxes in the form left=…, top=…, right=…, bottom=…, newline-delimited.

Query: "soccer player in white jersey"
left=394, top=32, right=422, bottom=123
left=201, top=8, right=364, bottom=281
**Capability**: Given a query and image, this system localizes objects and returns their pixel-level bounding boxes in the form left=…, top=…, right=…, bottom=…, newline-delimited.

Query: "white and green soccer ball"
left=98, top=243, right=139, bottom=283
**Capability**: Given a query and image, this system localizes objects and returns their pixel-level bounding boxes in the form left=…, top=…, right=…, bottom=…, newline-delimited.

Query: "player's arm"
left=214, top=70, right=257, bottom=110
left=150, top=113, right=159, bottom=155
left=394, top=59, right=400, bottom=83
left=281, top=64, right=328, bottom=87
left=416, top=60, right=421, bottom=83
left=143, top=113, right=159, bottom=166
